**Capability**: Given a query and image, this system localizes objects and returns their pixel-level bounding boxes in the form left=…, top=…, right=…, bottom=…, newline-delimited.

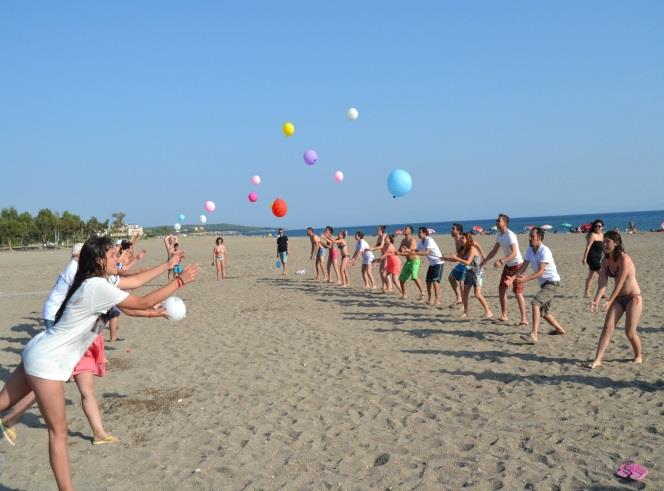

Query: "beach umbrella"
left=561, top=223, right=572, bottom=228
left=541, top=224, right=553, bottom=230
left=491, top=225, right=498, bottom=231
left=579, top=223, right=592, bottom=233
left=472, top=225, right=484, bottom=233
left=661, top=221, right=664, bottom=230
left=427, top=228, right=436, bottom=235
left=524, top=225, right=535, bottom=232
left=395, top=229, right=404, bottom=235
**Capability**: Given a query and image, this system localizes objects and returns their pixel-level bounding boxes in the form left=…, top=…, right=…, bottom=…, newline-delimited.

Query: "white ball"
left=163, top=296, right=187, bottom=322
left=174, top=223, right=181, bottom=231
left=347, top=107, right=359, bottom=120
left=199, top=214, right=207, bottom=224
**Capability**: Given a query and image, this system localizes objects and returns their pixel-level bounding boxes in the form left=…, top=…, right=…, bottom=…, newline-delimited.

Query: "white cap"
left=71, top=243, right=84, bottom=256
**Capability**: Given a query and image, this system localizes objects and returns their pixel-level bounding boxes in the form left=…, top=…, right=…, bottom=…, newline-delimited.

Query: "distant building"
left=109, top=224, right=143, bottom=238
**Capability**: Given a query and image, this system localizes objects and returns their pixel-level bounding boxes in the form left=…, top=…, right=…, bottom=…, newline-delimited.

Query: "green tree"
left=35, top=208, right=59, bottom=245
left=112, top=212, right=126, bottom=229
left=0, top=207, right=21, bottom=249
left=86, top=216, right=108, bottom=237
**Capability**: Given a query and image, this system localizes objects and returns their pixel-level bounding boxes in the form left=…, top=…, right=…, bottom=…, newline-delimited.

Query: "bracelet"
left=176, top=277, right=185, bottom=288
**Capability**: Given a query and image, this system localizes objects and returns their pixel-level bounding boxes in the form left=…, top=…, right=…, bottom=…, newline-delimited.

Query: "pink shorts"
left=71, top=334, right=107, bottom=378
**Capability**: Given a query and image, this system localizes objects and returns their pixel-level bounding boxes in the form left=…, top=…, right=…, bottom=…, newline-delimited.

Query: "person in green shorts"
left=396, top=225, right=424, bottom=300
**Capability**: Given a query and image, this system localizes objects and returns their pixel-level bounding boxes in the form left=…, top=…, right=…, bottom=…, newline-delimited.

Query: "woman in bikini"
left=374, top=234, right=402, bottom=295
left=327, top=231, right=350, bottom=287
left=589, top=230, right=643, bottom=369
left=323, top=226, right=341, bottom=284
left=211, top=237, right=227, bottom=280
left=582, top=219, right=604, bottom=297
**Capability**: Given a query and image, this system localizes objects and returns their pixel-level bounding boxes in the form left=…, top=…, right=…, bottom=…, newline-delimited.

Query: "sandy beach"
left=1, top=232, right=662, bottom=490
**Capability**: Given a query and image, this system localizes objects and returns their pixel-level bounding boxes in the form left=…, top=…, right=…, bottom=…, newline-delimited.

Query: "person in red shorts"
left=481, top=213, right=528, bottom=326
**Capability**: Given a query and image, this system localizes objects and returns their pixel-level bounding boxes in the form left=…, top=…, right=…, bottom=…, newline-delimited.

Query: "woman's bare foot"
left=634, top=356, right=643, bottom=364
left=485, top=311, right=494, bottom=319
left=459, top=312, right=468, bottom=319
left=448, top=301, right=462, bottom=309
left=589, top=360, right=602, bottom=369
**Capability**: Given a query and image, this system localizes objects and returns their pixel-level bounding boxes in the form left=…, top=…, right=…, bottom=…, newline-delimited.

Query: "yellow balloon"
left=283, top=121, right=295, bottom=137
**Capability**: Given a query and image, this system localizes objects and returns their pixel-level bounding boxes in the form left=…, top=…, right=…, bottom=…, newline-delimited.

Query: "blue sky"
left=1, top=1, right=663, bottom=228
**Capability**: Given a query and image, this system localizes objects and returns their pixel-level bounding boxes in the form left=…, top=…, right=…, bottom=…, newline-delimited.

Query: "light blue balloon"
left=387, top=169, right=413, bottom=198
left=275, top=260, right=282, bottom=269
left=178, top=214, right=186, bottom=222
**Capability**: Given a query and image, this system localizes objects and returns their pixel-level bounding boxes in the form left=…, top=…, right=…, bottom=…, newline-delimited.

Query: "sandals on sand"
left=616, top=462, right=648, bottom=481
left=92, top=435, right=118, bottom=445
left=1, top=419, right=17, bottom=446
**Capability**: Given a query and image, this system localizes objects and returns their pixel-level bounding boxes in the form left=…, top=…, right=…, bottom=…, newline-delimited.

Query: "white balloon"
left=174, top=223, right=181, bottom=231
left=199, top=214, right=207, bottom=224
left=347, top=107, right=359, bottom=120
left=163, top=296, right=187, bottom=321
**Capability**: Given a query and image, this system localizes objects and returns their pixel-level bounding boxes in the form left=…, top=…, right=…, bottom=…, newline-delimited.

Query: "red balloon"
left=272, top=198, right=288, bottom=218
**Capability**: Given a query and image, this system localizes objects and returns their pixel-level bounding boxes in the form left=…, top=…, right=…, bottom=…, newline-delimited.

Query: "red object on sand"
left=272, top=198, right=288, bottom=218
left=473, top=225, right=484, bottom=233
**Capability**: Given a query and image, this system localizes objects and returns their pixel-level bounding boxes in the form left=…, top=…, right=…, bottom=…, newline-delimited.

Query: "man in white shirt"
left=511, top=227, right=566, bottom=343
left=414, top=227, right=444, bottom=305
left=482, top=214, right=528, bottom=326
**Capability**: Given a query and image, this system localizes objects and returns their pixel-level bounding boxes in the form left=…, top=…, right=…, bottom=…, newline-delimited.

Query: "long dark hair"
left=54, top=237, right=114, bottom=324
left=587, top=219, right=604, bottom=239
left=604, top=230, right=624, bottom=261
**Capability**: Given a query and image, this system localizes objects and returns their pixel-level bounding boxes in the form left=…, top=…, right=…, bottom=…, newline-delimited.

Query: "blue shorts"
left=279, top=252, right=288, bottom=264
left=450, top=263, right=466, bottom=281
left=317, top=248, right=325, bottom=258
left=174, top=264, right=183, bottom=274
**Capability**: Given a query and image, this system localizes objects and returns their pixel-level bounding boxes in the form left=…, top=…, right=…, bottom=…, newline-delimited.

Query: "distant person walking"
left=276, top=228, right=289, bottom=275
left=482, top=214, right=528, bottom=326
left=589, top=231, right=643, bottom=369
left=582, top=219, right=604, bottom=297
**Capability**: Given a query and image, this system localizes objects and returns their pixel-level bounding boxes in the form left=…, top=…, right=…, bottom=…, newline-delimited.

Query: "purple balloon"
left=303, top=149, right=318, bottom=166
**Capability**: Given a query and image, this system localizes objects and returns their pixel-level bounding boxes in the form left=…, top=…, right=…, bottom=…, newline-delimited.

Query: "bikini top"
left=607, top=264, right=619, bottom=278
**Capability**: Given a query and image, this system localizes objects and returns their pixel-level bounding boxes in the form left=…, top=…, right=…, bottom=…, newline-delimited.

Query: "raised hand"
left=179, top=263, right=201, bottom=285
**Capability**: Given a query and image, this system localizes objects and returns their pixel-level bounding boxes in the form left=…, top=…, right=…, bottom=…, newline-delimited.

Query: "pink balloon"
left=334, top=171, right=344, bottom=182
left=251, top=175, right=261, bottom=185
left=248, top=192, right=258, bottom=203
left=204, top=200, right=216, bottom=213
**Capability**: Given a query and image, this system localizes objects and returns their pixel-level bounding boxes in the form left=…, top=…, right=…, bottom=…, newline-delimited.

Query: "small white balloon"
left=174, top=223, right=181, bottom=231
left=347, top=107, right=359, bottom=121
left=163, top=296, right=187, bottom=321
left=199, top=214, right=207, bottom=224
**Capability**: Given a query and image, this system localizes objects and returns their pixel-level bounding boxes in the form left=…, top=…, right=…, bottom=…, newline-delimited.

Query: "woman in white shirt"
left=0, top=237, right=200, bottom=491
left=351, top=231, right=376, bottom=289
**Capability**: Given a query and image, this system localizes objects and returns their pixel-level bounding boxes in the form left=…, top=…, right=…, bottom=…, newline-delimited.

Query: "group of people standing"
left=295, top=213, right=643, bottom=367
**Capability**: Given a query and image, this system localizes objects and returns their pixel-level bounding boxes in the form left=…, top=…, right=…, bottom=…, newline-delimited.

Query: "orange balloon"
left=272, top=198, right=288, bottom=218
